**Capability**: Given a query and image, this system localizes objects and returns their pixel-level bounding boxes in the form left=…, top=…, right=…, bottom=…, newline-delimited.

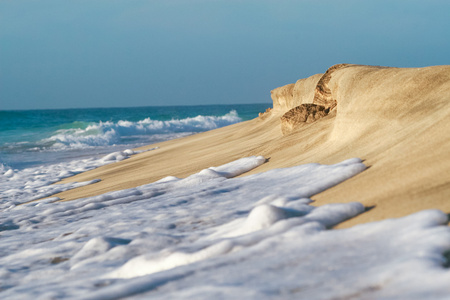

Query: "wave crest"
left=45, top=110, right=241, bottom=149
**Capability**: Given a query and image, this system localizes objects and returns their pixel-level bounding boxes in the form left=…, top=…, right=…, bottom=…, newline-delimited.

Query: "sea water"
left=0, top=104, right=269, bottom=170
left=0, top=104, right=269, bottom=206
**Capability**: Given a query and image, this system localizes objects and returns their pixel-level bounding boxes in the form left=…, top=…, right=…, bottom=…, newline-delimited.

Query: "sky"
left=1, top=0, right=449, bottom=110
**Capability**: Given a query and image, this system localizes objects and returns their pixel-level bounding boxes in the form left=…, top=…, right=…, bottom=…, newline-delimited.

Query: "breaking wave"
left=44, top=110, right=241, bottom=149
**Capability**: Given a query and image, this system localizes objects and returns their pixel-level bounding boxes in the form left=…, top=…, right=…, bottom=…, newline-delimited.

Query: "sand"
left=54, top=64, right=450, bottom=228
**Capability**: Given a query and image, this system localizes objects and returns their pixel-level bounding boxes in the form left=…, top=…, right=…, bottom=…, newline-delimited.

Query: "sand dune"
left=55, top=64, right=450, bottom=228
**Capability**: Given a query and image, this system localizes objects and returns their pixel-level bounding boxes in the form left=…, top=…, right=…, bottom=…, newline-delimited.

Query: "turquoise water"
left=0, top=104, right=270, bottom=169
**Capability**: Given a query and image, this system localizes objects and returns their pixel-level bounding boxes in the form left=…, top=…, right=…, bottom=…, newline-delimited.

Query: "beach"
left=1, top=64, right=450, bottom=298
left=55, top=64, right=450, bottom=227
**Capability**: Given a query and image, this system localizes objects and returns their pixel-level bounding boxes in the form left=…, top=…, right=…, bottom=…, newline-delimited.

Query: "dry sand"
left=54, top=64, right=450, bottom=228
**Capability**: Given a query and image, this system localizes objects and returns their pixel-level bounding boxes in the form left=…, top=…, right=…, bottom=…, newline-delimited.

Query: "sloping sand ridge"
left=55, top=64, right=450, bottom=228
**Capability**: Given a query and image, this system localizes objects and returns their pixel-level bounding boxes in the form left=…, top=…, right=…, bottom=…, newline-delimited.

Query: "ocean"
left=0, top=103, right=269, bottom=207
left=0, top=104, right=269, bottom=170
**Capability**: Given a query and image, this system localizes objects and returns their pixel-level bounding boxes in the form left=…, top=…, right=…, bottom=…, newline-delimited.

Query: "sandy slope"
left=55, top=64, right=450, bottom=228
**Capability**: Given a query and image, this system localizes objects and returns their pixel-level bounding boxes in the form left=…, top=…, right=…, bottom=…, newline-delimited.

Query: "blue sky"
left=1, top=0, right=449, bottom=110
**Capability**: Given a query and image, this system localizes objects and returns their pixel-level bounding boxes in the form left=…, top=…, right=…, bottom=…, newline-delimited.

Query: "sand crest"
left=55, top=64, right=450, bottom=228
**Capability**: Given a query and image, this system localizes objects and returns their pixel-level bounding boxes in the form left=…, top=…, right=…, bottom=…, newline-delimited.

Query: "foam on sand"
left=2, top=157, right=450, bottom=298
left=0, top=148, right=157, bottom=208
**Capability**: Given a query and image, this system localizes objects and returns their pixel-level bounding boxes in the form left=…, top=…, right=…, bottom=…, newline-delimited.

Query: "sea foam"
left=0, top=147, right=157, bottom=208
left=1, top=157, right=449, bottom=299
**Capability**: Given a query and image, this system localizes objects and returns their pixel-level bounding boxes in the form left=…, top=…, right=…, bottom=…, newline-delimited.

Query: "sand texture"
left=55, top=64, right=450, bottom=228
